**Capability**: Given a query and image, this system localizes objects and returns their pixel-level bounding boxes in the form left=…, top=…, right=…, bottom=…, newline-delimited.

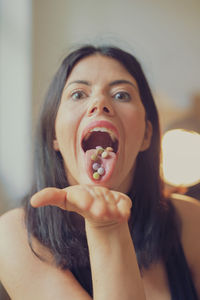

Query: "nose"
left=87, top=97, right=114, bottom=117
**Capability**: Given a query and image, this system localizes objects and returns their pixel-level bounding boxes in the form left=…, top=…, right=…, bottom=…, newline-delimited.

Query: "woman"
left=0, top=45, right=200, bottom=300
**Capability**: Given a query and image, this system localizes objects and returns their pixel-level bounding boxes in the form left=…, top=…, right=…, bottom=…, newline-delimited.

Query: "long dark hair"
left=23, top=45, right=179, bottom=295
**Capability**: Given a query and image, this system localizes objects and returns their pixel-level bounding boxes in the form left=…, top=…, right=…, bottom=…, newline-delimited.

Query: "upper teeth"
left=84, top=127, right=117, bottom=142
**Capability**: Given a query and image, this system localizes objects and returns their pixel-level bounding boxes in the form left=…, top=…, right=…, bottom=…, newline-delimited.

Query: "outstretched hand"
left=30, top=185, right=132, bottom=227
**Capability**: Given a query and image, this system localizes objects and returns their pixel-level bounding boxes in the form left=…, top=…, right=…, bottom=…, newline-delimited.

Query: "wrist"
left=85, top=218, right=128, bottom=233
left=85, top=220, right=131, bottom=247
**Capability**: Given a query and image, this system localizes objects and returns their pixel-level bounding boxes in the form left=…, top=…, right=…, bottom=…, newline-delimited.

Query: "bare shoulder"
left=170, top=194, right=200, bottom=247
left=0, top=208, right=27, bottom=262
left=0, top=207, right=25, bottom=228
left=0, top=208, right=91, bottom=300
left=170, top=193, right=200, bottom=214
left=0, top=208, right=34, bottom=295
left=170, top=194, right=200, bottom=294
left=170, top=193, right=200, bottom=255
left=0, top=207, right=51, bottom=259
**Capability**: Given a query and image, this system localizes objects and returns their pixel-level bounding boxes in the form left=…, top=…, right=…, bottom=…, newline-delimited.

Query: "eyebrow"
left=65, top=80, right=91, bottom=89
left=109, top=80, right=137, bottom=90
left=65, top=79, right=137, bottom=90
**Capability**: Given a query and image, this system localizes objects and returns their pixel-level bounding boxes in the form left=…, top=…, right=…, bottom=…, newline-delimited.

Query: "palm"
left=30, top=185, right=132, bottom=226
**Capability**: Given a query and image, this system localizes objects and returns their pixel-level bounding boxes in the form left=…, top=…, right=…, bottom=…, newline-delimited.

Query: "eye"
left=113, top=91, right=131, bottom=102
left=71, top=90, right=87, bottom=100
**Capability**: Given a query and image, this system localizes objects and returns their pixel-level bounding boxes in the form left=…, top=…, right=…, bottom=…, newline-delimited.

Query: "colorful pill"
left=93, top=172, right=100, bottom=180
left=106, top=147, right=113, bottom=152
left=101, top=151, right=109, bottom=158
left=91, top=154, right=98, bottom=161
left=92, top=162, right=101, bottom=171
left=96, top=146, right=104, bottom=155
left=97, top=167, right=105, bottom=175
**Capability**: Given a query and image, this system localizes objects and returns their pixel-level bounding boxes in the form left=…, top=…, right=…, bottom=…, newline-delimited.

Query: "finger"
left=31, top=186, right=94, bottom=214
left=86, top=187, right=120, bottom=218
left=104, top=190, right=121, bottom=217
left=117, top=197, right=132, bottom=219
left=82, top=186, right=107, bottom=217
left=85, top=186, right=114, bottom=217
left=66, top=185, right=93, bottom=211
left=115, top=192, right=132, bottom=219
left=89, top=198, right=107, bottom=218
left=30, top=187, right=67, bottom=210
left=115, top=192, right=132, bottom=208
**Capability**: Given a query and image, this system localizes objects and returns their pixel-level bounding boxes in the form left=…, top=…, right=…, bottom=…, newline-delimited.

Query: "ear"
left=140, top=120, right=153, bottom=152
left=53, top=139, right=60, bottom=151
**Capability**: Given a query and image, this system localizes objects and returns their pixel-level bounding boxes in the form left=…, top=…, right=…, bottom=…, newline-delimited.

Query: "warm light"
left=162, top=129, right=200, bottom=186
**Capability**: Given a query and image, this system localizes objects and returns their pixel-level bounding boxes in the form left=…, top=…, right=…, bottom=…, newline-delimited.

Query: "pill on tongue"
left=85, top=148, right=116, bottom=182
left=92, top=162, right=101, bottom=171
left=96, top=146, right=104, bottom=155
left=91, top=153, right=98, bottom=161
left=106, top=147, right=113, bottom=152
left=97, top=167, right=105, bottom=175
left=101, top=151, right=109, bottom=158
left=93, top=172, right=100, bottom=180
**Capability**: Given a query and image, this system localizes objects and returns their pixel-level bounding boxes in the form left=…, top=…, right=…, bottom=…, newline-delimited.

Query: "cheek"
left=54, top=104, right=85, bottom=165
left=55, top=115, right=71, bottom=141
left=121, top=105, right=146, bottom=139
left=55, top=110, right=77, bottom=153
left=55, top=103, right=81, bottom=138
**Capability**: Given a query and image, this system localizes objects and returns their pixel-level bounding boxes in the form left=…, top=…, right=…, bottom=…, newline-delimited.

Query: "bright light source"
left=162, top=129, right=200, bottom=187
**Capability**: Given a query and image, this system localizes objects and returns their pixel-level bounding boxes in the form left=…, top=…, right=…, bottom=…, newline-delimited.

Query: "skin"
left=0, top=55, right=200, bottom=300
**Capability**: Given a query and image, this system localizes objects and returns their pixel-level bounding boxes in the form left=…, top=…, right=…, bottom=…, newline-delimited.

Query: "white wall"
left=33, top=0, right=200, bottom=113
left=0, top=0, right=32, bottom=203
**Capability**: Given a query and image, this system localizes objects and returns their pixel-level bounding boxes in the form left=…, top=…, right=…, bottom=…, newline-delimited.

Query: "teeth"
left=109, top=131, right=116, bottom=142
left=84, top=132, right=91, bottom=141
left=91, top=127, right=107, bottom=132
left=90, top=127, right=117, bottom=141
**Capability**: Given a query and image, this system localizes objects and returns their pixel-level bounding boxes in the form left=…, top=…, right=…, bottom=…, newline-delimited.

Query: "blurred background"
left=0, top=0, right=200, bottom=298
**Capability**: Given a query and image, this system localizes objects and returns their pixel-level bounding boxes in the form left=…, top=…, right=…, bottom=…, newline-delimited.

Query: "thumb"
left=30, top=187, right=67, bottom=210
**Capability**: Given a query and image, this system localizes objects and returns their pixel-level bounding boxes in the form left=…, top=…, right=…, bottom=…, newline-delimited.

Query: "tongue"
left=85, top=148, right=117, bottom=182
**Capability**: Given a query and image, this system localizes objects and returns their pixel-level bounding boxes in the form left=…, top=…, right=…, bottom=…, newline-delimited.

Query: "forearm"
left=85, top=221, right=146, bottom=300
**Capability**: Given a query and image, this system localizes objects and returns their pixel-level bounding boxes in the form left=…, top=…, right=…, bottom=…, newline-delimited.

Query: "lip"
left=81, top=120, right=119, bottom=143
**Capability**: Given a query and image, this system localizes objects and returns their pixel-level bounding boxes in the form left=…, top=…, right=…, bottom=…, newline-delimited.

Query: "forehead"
left=66, top=54, right=138, bottom=85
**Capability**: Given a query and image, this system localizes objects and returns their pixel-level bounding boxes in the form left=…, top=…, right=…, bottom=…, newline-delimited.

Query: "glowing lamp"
left=161, top=129, right=200, bottom=187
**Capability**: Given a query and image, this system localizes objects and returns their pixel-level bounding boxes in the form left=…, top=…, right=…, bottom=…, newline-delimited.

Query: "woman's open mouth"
left=81, top=128, right=119, bottom=153
left=81, top=123, right=119, bottom=182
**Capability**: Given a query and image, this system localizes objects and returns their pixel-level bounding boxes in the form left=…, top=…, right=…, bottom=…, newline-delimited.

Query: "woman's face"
left=54, top=54, right=152, bottom=193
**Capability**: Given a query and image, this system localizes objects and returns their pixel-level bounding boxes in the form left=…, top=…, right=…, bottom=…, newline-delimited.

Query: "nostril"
left=89, top=105, right=111, bottom=115
left=103, top=107, right=109, bottom=113
left=90, top=107, right=97, bottom=114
